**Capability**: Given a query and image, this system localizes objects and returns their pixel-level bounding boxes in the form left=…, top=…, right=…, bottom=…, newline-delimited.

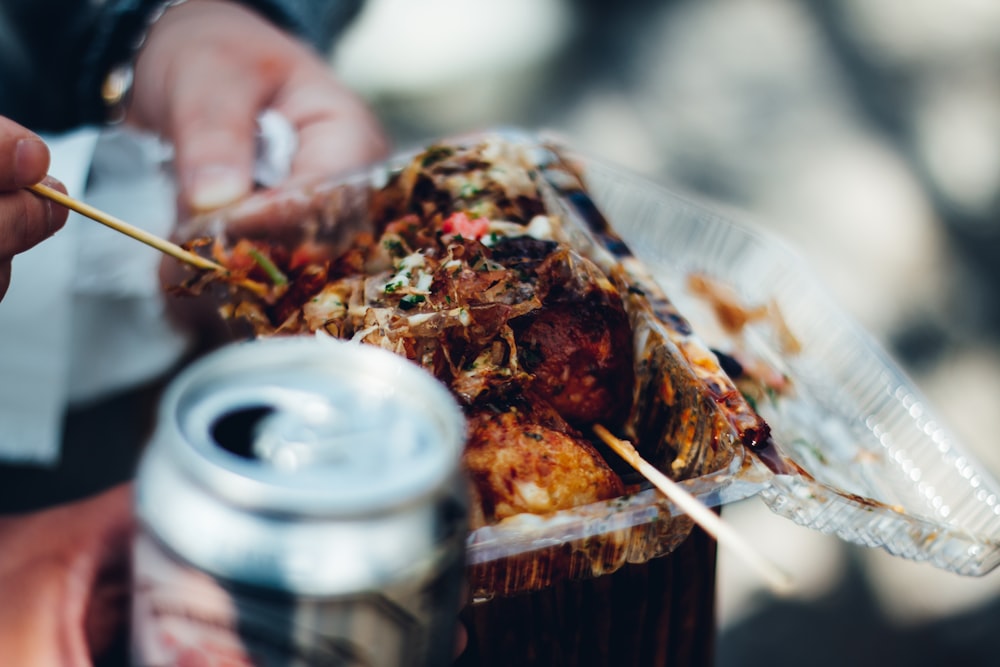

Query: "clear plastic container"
left=573, top=147, right=1000, bottom=576
left=184, top=129, right=1000, bottom=600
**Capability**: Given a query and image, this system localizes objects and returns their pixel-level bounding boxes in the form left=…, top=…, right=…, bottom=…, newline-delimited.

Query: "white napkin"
left=0, top=129, right=97, bottom=464
left=65, top=129, right=192, bottom=405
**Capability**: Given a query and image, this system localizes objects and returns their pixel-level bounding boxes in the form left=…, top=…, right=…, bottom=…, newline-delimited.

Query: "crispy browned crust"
left=464, top=406, right=625, bottom=528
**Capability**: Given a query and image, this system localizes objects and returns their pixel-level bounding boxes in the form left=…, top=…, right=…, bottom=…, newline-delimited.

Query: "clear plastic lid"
left=571, top=147, right=1000, bottom=576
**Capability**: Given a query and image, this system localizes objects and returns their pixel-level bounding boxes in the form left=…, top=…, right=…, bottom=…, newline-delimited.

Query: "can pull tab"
left=254, top=412, right=350, bottom=470
left=251, top=410, right=397, bottom=472
left=207, top=387, right=433, bottom=474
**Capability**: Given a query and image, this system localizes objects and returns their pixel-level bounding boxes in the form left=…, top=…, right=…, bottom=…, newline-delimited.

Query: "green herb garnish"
left=247, top=248, right=288, bottom=286
left=399, top=294, right=426, bottom=310
left=383, top=239, right=405, bottom=256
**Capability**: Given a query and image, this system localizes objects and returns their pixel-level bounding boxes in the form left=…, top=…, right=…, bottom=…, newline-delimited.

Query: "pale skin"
left=129, top=0, right=388, bottom=219
left=0, top=1, right=389, bottom=664
left=0, top=486, right=132, bottom=667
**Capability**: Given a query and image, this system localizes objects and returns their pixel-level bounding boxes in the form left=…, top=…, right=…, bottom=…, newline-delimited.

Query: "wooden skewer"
left=593, top=424, right=794, bottom=595
left=28, top=182, right=227, bottom=273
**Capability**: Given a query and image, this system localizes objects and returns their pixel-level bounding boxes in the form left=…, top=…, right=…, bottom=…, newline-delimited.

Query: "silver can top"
left=146, top=336, right=466, bottom=517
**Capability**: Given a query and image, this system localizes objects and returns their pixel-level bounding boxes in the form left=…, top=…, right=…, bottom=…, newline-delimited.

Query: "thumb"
left=171, top=88, right=261, bottom=215
left=126, top=0, right=261, bottom=215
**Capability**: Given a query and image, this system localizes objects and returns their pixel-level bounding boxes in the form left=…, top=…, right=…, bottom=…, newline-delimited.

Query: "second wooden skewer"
left=594, top=424, right=794, bottom=595
left=27, top=181, right=227, bottom=274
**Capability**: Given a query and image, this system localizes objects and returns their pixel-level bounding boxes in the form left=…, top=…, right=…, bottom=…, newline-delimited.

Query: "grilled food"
left=176, top=136, right=771, bottom=588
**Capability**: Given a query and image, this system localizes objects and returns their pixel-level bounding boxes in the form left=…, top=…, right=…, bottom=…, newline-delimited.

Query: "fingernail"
left=188, top=167, right=246, bottom=211
left=15, top=138, right=49, bottom=186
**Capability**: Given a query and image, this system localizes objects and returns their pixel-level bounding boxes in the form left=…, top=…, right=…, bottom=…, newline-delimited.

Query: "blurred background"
left=330, top=0, right=1000, bottom=665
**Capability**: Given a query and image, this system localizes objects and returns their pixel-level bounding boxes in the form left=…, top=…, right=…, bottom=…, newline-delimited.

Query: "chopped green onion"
left=247, top=248, right=288, bottom=286
left=399, top=294, right=426, bottom=310
left=383, top=239, right=405, bottom=256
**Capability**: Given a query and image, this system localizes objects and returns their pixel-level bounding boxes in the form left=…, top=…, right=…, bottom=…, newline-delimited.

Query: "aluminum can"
left=131, top=337, right=469, bottom=667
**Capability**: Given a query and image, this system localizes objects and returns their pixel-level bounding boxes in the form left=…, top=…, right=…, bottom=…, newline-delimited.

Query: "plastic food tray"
left=187, top=130, right=1000, bottom=599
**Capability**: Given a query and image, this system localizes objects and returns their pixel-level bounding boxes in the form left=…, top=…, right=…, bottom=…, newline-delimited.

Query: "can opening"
left=210, top=405, right=276, bottom=459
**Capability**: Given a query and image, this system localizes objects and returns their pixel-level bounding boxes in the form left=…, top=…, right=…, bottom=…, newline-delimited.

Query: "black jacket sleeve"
left=0, top=0, right=363, bottom=133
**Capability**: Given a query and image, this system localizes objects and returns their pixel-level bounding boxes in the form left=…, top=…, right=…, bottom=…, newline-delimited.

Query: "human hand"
left=0, top=116, right=69, bottom=301
left=127, top=0, right=389, bottom=219
left=0, top=485, right=133, bottom=667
